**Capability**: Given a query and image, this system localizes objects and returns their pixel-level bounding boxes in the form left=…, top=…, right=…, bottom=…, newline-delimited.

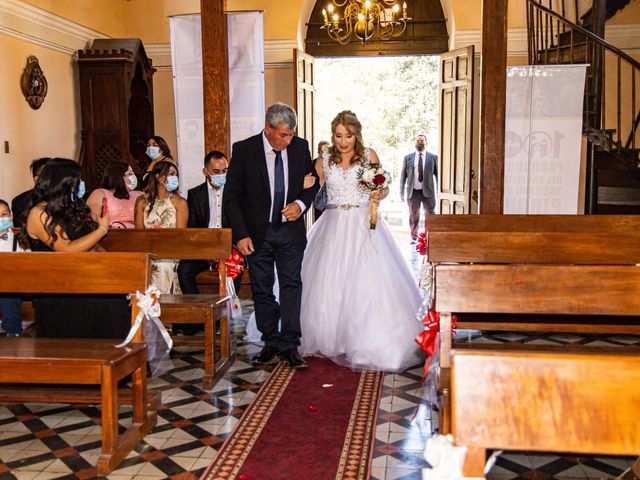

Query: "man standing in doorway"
left=400, top=134, right=438, bottom=243
left=223, top=103, right=319, bottom=368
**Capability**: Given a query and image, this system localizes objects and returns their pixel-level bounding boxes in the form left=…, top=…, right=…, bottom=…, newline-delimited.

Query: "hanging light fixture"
left=320, top=0, right=411, bottom=45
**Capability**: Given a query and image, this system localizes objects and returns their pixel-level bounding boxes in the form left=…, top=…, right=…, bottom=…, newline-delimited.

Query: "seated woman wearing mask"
left=135, top=160, right=187, bottom=293
left=86, top=161, right=141, bottom=228
left=142, top=136, right=174, bottom=189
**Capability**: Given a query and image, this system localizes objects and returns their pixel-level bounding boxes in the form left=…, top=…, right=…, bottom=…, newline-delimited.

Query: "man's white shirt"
left=207, top=182, right=223, bottom=229
left=413, top=150, right=424, bottom=190
left=261, top=132, right=306, bottom=222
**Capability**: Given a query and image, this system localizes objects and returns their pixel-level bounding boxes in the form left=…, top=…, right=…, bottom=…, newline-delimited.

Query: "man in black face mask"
left=399, top=134, right=438, bottom=243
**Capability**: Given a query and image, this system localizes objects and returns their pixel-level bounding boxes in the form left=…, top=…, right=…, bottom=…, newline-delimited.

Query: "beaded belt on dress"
left=325, top=203, right=369, bottom=210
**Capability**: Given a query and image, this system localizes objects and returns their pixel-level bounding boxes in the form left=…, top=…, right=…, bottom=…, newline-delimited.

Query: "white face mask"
left=124, top=174, right=138, bottom=191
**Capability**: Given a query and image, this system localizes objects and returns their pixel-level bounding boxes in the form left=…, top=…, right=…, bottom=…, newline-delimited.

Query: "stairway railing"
left=527, top=0, right=640, bottom=152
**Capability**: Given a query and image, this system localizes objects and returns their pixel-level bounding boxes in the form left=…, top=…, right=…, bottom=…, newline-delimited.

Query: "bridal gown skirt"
left=300, top=206, right=424, bottom=372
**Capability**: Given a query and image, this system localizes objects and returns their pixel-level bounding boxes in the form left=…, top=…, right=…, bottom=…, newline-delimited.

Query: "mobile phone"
left=101, top=197, right=108, bottom=217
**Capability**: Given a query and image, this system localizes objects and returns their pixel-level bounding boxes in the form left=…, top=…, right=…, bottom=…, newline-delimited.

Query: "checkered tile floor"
left=1, top=324, right=638, bottom=480
left=1, top=239, right=638, bottom=479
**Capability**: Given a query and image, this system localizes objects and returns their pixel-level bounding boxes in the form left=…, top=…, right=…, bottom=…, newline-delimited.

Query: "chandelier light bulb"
left=327, top=4, right=334, bottom=13
left=333, top=13, right=339, bottom=21
left=358, top=12, right=365, bottom=20
left=393, top=4, right=399, bottom=12
left=365, top=0, right=371, bottom=9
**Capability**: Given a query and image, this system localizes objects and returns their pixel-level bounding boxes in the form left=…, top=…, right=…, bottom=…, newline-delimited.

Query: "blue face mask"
left=76, top=180, right=86, bottom=199
left=165, top=175, right=179, bottom=192
left=146, top=146, right=161, bottom=160
left=0, top=217, right=13, bottom=232
left=210, top=174, right=227, bottom=188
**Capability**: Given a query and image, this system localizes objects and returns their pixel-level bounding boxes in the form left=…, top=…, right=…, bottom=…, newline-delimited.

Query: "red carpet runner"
left=200, top=357, right=384, bottom=480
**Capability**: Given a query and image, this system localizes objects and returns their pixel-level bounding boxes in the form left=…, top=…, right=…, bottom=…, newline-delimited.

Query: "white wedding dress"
left=299, top=151, right=424, bottom=372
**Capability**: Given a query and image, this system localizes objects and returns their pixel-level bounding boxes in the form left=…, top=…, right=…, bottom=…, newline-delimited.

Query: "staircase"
left=527, top=0, right=640, bottom=213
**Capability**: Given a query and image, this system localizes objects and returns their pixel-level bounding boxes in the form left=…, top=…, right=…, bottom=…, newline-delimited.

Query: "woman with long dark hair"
left=86, top=161, right=141, bottom=228
left=135, top=160, right=187, bottom=293
left=21, top=158, right=130, bottom=338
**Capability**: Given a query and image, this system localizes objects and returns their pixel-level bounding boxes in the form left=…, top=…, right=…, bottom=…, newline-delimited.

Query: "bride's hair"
left=328, top=110, right=365, bottom=166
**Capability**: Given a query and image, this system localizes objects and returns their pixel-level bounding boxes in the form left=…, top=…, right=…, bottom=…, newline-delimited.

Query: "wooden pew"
left=99, top=228, right=233, bottom=389
left=427, top=214, right=640, bottom=434
left=0, top=252, right=157, bottom=475
left=451, top=345, right=640, bottom=478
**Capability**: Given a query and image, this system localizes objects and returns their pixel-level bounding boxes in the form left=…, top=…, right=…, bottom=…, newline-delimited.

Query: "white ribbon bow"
left=116, top=286, right=173, bottom=351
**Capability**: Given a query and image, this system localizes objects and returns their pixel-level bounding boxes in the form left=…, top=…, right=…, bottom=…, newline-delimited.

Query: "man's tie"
left=272, top=149, right=285, bottom=227
left=418, top=153, right=424, bottom=183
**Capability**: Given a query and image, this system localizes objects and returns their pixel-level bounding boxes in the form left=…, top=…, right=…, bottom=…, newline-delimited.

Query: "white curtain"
left=169, top=12, right=265, bottom=195
left=503, top=65, right=587, bottom=214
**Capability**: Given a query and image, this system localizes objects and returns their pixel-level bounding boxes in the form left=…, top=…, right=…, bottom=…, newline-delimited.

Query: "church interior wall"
left=0, top=35, right=80, bottom=201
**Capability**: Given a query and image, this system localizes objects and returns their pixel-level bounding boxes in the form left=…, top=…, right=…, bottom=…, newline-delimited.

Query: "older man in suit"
left=223, top=103, right=319, bottom=368
left=399, top=134, right=438, bottom=243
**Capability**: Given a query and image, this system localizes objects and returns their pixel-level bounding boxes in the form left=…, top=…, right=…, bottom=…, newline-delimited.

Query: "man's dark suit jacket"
left=223, top=133, right=319, bottom=250
left=11, top=189, right=33, bottom=228
left=186, top=182, right=229, bottom=228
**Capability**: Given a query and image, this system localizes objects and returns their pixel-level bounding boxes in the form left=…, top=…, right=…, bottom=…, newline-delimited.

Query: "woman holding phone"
left=21, top=158, right=131, bottom=339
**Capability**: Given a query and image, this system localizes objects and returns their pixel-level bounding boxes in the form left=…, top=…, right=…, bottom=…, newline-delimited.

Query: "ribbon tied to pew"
left=415, top=308, right=457, bottom=380
left=116, top=286, right=175, bottom=376
left=224, top=248, right=244, bottom=280
left=416, top=230, right=428, bottom=255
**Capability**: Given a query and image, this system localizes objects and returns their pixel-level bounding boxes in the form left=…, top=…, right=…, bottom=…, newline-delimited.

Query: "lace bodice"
left=323, top=151, right=371, bottom=205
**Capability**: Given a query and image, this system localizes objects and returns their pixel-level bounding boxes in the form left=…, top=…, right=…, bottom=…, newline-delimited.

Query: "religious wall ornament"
left=20, top=56, right=48, bottom=109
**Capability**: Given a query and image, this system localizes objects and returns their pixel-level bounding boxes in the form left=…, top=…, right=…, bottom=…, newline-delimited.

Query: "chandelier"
left=320, top=0, right=411, bottom=45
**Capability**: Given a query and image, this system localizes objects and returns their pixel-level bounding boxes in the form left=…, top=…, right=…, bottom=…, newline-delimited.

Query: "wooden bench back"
left=427, top=215, right=640, bottom=264
left=436, top=264, right=640, bottom=315
left=0, top=252, right=152, bottom=294
left=99, top=228, right=232, bottom=260
left=451, top=345, right=640, bottom=455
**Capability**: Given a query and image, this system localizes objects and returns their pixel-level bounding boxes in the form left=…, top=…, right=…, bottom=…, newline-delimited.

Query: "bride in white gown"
left=299, top=110, right=424, bottom=372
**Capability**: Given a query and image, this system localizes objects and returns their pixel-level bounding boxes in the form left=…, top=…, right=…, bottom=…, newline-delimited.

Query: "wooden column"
left=201, top=0, right=230, bottom=155
left=478, top=0, right=508, bottom=214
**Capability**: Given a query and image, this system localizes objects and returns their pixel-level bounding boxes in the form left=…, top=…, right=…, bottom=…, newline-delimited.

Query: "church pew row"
left=0, top=252, right=158, bottom=475
left=99, top=228, right=234, bottom=389
left=425, top=215, right=640, bottom=439
left=451, top=345, right=640, bottom=478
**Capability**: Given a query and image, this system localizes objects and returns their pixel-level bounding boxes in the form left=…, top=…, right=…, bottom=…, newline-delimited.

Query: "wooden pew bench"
left=0, top=252, right=157, bottom=475
left=426, top=215, right=640, bottom=434
left=451, top=345, right=640, bottom=478
left=100, top=228, right=234, bottom=389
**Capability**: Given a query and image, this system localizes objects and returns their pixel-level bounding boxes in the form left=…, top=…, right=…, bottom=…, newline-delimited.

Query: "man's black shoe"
left=280, top=348, right=307, bottom=368
left=252, top=346, right=281, bottom=365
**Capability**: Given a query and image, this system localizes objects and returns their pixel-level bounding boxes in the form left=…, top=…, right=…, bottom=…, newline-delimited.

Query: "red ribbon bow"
left=416, top=230, right=428, bottom=255
left=414, top=308, right=457, bottom=380
left=224, top=248, right=245, bottom=280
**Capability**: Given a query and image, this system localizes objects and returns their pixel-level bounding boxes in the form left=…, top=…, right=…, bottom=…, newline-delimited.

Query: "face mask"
left=125, top=174, right=138, bottom=191
left=415, top=143, right=426, bottom=152
left=165, top=175, right=179, bottom=192
left=0, top=217, right=13, bottom=232
left=77, top=180, right=86, bottom=199
left=210, top=174, right=227, bottom=188
left=146, top=146, right=161, bottom=160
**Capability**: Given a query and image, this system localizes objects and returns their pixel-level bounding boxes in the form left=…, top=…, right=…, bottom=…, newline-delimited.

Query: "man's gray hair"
left=266, top=103, right=297, bottom=130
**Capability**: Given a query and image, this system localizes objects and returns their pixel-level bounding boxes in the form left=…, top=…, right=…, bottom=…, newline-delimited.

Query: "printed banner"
left=504, top=65, right=587, bottom=214
left=169, top=12, right=265, bottom=195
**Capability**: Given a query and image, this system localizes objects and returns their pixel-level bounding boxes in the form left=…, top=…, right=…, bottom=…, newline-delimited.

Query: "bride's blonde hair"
left=329, top=110, right=365, bottom=166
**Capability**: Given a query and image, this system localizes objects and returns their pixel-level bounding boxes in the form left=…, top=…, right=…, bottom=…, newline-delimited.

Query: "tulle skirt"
left=300, top=206, right=424, bottom=372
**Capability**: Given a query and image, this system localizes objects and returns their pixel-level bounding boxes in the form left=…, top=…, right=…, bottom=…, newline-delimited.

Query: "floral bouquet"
left=357, top=163, right=390, bottom=229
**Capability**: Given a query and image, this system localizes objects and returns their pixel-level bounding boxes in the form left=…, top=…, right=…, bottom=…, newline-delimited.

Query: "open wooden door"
left=294, top=49, right=315, bottom=151
left=439, top=46, right=474, bottom=214
left=293, top=49, right=316, bottom=227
